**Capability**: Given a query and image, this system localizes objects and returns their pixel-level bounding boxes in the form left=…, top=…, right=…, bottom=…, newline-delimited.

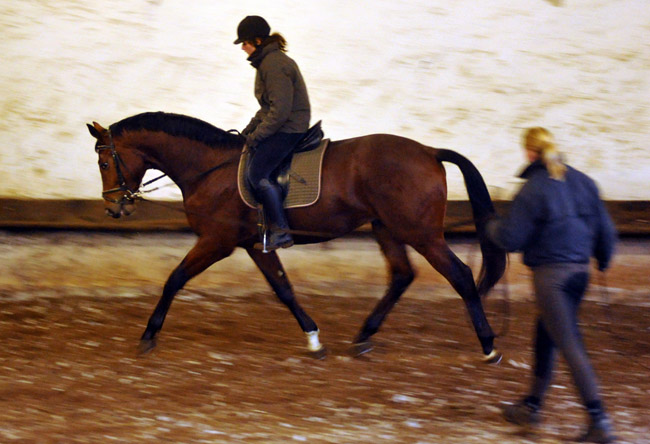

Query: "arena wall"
left=1, top=1, right=648, bottom=231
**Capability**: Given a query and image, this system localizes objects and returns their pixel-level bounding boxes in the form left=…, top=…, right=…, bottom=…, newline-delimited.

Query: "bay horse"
left=87, top=111, right=506, bottom=362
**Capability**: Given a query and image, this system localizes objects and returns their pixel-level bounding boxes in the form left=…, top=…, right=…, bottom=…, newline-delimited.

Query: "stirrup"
left=253, top=230, right=270, bottom=253
left=254, top=206, right=271, bottom=252
left=254, top=230, right=293, bottom=253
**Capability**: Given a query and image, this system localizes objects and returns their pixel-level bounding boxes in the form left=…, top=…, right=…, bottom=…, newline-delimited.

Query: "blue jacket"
left=487, top=161, right=616, bottom=270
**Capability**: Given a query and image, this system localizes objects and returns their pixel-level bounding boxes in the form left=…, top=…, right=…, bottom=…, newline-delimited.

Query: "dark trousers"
left=529, top=262, right=603, bottom=406
left=246, top=132, right=304, bottom=191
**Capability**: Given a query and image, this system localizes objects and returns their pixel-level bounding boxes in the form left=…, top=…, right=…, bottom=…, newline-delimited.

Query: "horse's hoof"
left=137, top=338, right=157, bottom=356
left=309, top=346, right=327, bottom=360
left=350, top=341, right=373, bottom=357
left=483, top=349, right=503, bottom=365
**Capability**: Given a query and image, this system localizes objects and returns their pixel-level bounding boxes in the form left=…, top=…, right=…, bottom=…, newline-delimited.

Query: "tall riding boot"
left=256, top=179, right=294, bottom=251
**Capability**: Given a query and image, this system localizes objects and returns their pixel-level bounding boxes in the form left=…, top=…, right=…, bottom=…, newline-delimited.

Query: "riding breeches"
left=246, top=132, right=304, bottom=192
left=529, top=262, right=603, bottom=406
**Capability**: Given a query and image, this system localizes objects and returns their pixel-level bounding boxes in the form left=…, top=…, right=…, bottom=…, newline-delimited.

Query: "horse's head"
left=87, top=121, right=145, bottom=218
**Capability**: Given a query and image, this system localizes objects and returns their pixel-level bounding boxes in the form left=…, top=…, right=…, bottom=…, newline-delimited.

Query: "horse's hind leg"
left=246, top=248, right=324, bottom=358
left=352, top=221, right=415, bottom=355
left=415, top=237, right=501, bottom=363
left=139, top=238, right=232, bottom=354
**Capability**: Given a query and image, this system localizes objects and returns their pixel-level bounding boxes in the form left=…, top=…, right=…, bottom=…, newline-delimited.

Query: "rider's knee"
left=257, top=178, right=273, bottom=190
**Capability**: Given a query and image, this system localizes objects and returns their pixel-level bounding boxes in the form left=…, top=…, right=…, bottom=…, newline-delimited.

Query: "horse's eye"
left=100, top=162, right=110, bottom=170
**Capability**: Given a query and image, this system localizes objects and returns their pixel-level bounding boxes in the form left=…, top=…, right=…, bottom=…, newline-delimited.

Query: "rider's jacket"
left=242, top=41, right=311, bottom=147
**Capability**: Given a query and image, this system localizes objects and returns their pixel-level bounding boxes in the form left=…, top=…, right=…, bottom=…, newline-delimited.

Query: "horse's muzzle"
left=105, top=202, right=136, bottom=218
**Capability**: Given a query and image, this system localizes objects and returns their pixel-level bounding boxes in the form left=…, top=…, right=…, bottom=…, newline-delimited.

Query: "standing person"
left=487, top=127, right=617, bottom=443
left=234, top=15, right=311, bottom=251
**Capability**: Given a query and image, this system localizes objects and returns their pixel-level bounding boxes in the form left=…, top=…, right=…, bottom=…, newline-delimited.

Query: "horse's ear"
left=87, top=121, right=105, bottom=139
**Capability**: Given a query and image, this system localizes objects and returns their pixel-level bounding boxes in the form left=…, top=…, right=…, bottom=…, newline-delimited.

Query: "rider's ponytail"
left=263, top=33, right=287, bottom=52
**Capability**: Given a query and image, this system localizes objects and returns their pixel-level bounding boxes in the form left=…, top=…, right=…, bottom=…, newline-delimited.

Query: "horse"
left=87, top=111, right=506, bottom=362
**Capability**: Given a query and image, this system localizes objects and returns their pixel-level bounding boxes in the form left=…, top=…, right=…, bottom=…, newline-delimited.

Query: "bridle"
left=95, top=130, right=137, bottom=206
left=94, top=128, right=244, bottom=206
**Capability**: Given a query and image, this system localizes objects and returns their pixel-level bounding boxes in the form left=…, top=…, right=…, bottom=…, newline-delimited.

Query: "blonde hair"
left=523, top=127, right=567, bottom=180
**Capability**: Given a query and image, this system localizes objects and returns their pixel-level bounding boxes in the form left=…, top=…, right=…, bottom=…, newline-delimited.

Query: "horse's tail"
left=435, top=148, right=507, bottom=297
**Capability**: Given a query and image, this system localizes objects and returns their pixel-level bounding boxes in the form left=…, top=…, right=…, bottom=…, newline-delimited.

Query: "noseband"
left=95, top=131, right=136, bottom=205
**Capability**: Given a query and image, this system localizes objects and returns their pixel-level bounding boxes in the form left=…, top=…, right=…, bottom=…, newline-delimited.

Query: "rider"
left=235, top=15, right=311, bottom=251
left=486, top=127, right=618, bottom=443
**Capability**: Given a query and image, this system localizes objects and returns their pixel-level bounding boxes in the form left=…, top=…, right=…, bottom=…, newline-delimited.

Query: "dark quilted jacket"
left=487, top=160, right=617, bottom=270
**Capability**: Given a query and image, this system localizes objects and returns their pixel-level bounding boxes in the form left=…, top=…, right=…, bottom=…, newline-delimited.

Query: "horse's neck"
left=139, top=138, right=240, bottom=192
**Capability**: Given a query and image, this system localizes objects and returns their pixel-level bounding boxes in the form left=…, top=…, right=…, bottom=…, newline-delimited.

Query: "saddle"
left=238, top=121, right=329, bottom=209
left=294, top=120, right=324, bottom=153
left=276, top=120, right=324, bottom=187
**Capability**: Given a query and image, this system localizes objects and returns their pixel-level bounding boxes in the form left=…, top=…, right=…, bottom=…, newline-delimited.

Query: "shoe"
left=266, top=230, right=294, bottom=251
left=502, top=400, right=540, bottom=426
left=575, top=416, right=616, bottom=443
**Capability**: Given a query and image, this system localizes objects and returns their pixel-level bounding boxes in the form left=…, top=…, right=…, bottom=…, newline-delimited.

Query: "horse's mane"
left=110, top=112, right=245, bottom=149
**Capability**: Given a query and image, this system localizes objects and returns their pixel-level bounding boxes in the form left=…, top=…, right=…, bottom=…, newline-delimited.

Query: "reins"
left=138, top=127, right=245, bottom=193
left=97, top=127, right=245, bottom=203
left=134, top=154, right=242, bottom=197
left=128, top=146, right=337, bottom=238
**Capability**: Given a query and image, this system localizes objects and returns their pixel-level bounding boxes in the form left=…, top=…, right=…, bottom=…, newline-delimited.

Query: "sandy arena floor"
left=0, top=231, right=648, bottom=443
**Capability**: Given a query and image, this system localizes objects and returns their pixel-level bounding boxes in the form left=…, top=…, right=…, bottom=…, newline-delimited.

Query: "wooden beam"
left=0, top=199, right=189, bottom=231
left=0, top=199, right=648, bottom=234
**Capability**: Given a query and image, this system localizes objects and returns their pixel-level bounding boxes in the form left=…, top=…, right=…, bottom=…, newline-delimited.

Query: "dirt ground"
left=0, top=231, right=648, bottom=444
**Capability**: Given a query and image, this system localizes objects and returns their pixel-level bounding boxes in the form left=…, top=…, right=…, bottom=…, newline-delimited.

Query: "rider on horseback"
left=235, top=15, right=311, bottom=251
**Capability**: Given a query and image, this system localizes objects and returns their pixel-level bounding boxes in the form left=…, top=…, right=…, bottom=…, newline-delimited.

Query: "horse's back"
left=325, top=133, right=446, bottom=190
left=305, top=133, right=448, bottom=240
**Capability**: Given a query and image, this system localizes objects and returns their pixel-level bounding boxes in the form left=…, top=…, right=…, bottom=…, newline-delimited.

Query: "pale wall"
left=1, top=0, right=648, bottom=200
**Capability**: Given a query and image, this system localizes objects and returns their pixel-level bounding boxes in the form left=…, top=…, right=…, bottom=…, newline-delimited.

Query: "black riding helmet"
left=234, top=16, right=270, bottom=44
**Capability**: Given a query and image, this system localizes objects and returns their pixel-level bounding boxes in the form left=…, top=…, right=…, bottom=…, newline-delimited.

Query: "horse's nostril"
left=105, top=208, right=121, bottom=219
left=122, top=204, right=136, bottom=216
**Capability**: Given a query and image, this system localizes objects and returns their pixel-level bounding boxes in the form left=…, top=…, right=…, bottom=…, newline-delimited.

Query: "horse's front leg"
left=246, top=248, right=325, bottom=358
left=139, top=237, right=233, bottom=355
